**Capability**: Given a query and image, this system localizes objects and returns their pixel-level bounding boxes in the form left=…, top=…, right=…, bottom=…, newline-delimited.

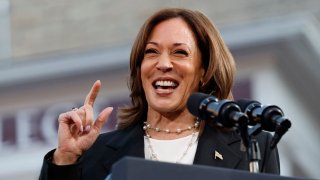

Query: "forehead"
left=147, top=18, right=197, bottom=46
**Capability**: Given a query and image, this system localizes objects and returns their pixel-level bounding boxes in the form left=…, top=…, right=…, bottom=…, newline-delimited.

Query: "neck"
left=145, top=108, right=198, bottom=140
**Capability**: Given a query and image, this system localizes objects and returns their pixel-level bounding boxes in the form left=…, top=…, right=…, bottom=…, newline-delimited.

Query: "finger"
left=78, top=107, right=87, bottom=132
left=59, top=111, right=84, bottom=133
left=84, top=80, right=101, bottom=107
left=83, top=105, right=94, bottom=132
left=93, top=107, right=113, bottom=131
left=70, top=124, right=79, bottom=136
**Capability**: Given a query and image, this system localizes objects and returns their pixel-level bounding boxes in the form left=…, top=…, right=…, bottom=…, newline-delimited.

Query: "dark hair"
left=117, top=8, right=236, bottom=129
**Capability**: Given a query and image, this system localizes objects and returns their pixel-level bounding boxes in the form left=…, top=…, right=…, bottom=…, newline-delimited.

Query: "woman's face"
left=141, top=18, right=204, bottom=114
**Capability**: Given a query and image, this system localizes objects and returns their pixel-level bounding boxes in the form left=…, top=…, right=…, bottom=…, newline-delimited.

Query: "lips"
left=152, top=79, right=179, bottom=90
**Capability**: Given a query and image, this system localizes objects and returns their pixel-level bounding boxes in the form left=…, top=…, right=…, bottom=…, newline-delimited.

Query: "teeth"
left=155, top=80, right=177, bottom=87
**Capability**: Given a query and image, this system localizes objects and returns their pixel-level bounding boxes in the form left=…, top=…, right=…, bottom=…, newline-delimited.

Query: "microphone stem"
left=248, top=139, right=261, bottom=173
left=249, top=161, right=260, bottom=173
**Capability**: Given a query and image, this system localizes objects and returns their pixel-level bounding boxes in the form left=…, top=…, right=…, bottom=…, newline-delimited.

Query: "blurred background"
left=0, top=0, right=320, bottom=179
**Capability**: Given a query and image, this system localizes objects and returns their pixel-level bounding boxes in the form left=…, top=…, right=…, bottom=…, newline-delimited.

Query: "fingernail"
left=80, top=125, right=84, bottom=132
left=85, top=125, right=91, bottom=132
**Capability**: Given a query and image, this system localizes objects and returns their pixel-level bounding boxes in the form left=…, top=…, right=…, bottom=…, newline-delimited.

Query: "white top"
left=144, top=132, right=199, bottom=164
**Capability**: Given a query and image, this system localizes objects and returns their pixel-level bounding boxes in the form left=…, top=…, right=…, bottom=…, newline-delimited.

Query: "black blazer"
left=39, top=122, right=280, bottom=180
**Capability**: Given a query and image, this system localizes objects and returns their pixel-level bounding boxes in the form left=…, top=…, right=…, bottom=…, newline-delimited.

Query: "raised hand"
left=53, top=80, right=113, bottom=165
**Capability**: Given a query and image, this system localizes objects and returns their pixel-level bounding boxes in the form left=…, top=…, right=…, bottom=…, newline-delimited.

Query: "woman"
left=39, top=8, right=280, bottom=180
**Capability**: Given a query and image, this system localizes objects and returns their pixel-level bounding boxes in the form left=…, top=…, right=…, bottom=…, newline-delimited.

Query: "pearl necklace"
left=144, top=130, right=198, bottom=163
left=143, top=119, right=200, bottom=163
left=143, top=120, right=200, bottom=134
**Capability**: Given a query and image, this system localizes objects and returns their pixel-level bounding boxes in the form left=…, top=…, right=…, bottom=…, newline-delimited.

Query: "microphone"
left=187, top=93, right=250, bottom=148
left=187, top=92, right=248, bottom=128
left=236, top=99, right=292, bottom=148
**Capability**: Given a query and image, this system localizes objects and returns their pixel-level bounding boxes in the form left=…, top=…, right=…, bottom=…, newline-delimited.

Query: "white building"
left=0, top=1, right=319, bottom=179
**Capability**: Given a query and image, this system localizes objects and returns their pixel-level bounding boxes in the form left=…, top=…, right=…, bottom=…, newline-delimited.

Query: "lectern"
left=111, top=157, right=309, bottom=180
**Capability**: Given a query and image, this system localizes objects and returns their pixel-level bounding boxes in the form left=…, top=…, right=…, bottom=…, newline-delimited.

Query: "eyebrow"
left=146, top=42, right=188, bottom=47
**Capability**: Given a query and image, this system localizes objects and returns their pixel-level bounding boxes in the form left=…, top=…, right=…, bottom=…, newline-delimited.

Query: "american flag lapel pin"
left=214, top=150, right=223, bottom=160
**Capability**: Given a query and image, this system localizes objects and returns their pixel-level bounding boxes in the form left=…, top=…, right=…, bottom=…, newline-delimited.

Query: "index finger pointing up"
left=84, top=80, right=101, bottom=107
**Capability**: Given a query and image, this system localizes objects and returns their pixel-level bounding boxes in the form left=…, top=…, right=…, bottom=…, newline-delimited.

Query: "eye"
left=174, top=49, right=189, bottom=56
left=144, top=48, right=158, bottom=54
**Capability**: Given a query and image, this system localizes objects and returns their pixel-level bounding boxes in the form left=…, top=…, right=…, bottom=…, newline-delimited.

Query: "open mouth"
left=152, top=80, right=179, bottom=90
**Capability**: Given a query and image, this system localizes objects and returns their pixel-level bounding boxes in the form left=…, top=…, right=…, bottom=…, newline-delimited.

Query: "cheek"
left=179, top=63, right=203, bottom=90
left=140, top=60, right=148, bottom=79
left=140, top=60, right=153, bottom=87
left=180, top=62, right=201, bottom=79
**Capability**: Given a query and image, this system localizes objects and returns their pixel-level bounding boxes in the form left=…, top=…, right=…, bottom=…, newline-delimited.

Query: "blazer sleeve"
left=39, top=149, right=82, bottom=180
left=255, top=131, right=281, bottom=174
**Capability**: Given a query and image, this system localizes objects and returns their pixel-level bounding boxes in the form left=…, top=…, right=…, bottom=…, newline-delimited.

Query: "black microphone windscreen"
left=187, top=92, right=210, bottom=117
left=236, top=99, right=260, bottom=111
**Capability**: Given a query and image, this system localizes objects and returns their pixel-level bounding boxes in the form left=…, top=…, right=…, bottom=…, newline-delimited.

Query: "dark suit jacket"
left=39, top=122, right=280, bottom=180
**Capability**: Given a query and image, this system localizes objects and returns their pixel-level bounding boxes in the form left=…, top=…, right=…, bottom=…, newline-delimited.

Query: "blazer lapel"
left=102, top=123, right=145, bottom=169
left=193, top=124, right=246, bottom=169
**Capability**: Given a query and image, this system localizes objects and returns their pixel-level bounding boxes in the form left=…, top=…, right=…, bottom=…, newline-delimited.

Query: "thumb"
left=94, top=107, right=114, bottom=130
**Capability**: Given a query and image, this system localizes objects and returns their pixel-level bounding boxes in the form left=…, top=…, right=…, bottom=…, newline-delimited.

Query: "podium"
left=111, top=157, right=309, bottom=180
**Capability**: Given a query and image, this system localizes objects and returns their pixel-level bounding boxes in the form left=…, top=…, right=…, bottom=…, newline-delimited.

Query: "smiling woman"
left=117, top=8, right=236, bottom=130
left=140, top=18, right=204, bottom=140
left=39, top=8, right=280, bottom=180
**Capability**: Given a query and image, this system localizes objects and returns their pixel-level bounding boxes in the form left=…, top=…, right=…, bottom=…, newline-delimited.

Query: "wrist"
left=52, top=149, right=80, bottom=165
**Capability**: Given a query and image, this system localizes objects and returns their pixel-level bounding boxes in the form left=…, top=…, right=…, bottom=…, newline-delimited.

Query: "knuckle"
left=58, top=113, right=67, bottom=121
left=58, top=113, right=63, bottom=120
left=83, top=105, right=90, bottom=111
left=96, top=115, right=105, bottom=123
left=69, top=110, right=77, bottom=117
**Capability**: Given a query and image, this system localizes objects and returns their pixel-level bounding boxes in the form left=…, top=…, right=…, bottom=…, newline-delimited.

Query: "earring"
left=209, top=89, right=216, bottom=95
left=199, top=81, right=204, bottom=91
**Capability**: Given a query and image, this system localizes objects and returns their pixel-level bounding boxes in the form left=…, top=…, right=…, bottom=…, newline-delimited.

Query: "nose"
left=156, top=55, right=173, bottom=72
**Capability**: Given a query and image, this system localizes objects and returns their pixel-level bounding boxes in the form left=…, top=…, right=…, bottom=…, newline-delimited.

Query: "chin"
left=150, top=101, right=183, bottom=113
